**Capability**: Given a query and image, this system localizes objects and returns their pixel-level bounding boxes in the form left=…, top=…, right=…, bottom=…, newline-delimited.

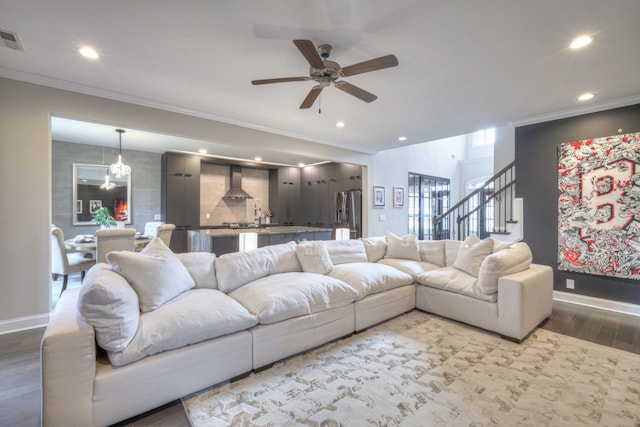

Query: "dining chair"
left=155, top=223, right=176, bottom=247
left=95, top=228, right=136, bottom=264
left=51, top=227, right=96, bottom=296
left=144, top=221, right=165, bottom=237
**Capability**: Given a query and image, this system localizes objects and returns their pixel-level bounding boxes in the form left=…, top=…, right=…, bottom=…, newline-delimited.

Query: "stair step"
left=505, top=220, right=518, bottom=224
left=491, top=231, right=511, bottom=235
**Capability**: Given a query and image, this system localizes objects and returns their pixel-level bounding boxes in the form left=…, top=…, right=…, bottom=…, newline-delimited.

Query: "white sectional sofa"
left=41, top=233, right=553, bottom=426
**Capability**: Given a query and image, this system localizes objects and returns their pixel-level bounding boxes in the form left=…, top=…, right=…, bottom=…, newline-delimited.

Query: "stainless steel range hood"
left=222, top=165, right=253, bottom=200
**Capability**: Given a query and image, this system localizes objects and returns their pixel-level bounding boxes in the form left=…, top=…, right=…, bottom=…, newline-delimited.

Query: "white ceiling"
left=2, top=1, right=640, bottom=162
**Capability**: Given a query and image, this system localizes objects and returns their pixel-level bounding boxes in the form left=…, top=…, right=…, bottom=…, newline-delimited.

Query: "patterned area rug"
left=183, top=311, right=640, bottom=426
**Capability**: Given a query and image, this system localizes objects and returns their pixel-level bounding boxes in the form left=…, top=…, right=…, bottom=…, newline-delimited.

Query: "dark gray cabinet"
left=269, top=167, right=300, bottom=226
left=300, top=162, right=362, bottom=229
left=161, top=153, right=200, bottom=252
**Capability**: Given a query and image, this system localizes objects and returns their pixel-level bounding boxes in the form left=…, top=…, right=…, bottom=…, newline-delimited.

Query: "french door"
left=408, top=173, right=450, bottom=240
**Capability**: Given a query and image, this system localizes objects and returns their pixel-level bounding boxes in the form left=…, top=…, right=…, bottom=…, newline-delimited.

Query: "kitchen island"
left=188, top=226, right=333, bottom=255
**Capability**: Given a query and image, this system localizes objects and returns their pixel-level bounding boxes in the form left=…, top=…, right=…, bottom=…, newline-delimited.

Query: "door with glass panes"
left=408, top=173, right=450, bottom=240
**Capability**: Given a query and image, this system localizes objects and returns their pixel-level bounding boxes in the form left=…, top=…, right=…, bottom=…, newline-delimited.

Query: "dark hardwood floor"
left=1, top=300, right=639, bottom=427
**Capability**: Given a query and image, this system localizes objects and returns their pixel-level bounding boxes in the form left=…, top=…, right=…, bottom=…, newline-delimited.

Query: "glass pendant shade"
left=110, top=129, right=131, bottom=178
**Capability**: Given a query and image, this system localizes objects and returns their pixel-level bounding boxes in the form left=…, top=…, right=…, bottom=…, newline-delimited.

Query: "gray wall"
left=52, top=140, right=161, bottom=239
left=516, top=103, right=640, bottom=304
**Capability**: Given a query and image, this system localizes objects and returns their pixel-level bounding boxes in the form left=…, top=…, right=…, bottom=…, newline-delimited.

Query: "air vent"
left=0, top=29, right=25, bottom=52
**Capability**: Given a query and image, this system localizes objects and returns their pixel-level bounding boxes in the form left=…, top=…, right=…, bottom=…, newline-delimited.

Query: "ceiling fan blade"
left=300, top=86, right=323, bottom=109
left=340, top=54, right=399, bottom=77
left=334, top=81, right=377, bottom=103
left=293, top=39, right=325, bottom=69
left=252, top=77, right=310, bottom=85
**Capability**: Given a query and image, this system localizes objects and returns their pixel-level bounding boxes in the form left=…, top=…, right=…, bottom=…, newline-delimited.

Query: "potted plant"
left=92, top=207, right=116, bottom=229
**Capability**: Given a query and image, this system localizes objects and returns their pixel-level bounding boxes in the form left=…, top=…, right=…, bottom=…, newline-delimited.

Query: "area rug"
left=182, top=311, right=640, bottom=426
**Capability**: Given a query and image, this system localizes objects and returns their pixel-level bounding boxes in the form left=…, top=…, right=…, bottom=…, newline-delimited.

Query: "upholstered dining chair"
left=51, top=227, right=96, bottom=296
left=95, top=228, right=136, bottom=264
left=155, top=223, right=176, bottom=247
left=144, top=221, right=165, bottom=237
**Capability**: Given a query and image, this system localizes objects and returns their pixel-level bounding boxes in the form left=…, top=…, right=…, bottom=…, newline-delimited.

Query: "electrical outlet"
left=154, top=214, right=161, bottom=220
left=379, top=214, right=386, bottom=221
left=566, top=279, right=575, bottom=289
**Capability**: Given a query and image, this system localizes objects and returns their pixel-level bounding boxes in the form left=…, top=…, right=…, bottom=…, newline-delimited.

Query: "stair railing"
left=432, top=161, right=515, bottom=241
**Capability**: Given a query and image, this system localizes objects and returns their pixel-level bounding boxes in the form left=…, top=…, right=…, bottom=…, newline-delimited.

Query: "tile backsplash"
left=200, top=164, right=269, bottom=226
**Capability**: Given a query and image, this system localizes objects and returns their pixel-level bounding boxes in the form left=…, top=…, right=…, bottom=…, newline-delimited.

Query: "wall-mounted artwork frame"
left=89, top=200, right=102, bottom=213
left=557, top=132, right=640, bottom=280
left=393, top=186, right=405, bottom=208
left=373, top=185, right=385, bottom=208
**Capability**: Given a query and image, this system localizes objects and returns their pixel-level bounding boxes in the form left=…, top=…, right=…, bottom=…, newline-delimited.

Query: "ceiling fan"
left=251, top=39, right=399, bottom=109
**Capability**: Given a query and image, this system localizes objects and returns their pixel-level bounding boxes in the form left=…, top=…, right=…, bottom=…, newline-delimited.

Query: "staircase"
left=432, top=161, right=521, bottom=241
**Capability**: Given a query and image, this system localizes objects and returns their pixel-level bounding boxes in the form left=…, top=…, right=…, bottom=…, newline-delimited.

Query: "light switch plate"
left=154, top=214, right=161, bottom=220
left=379, top=214, right=386, bottom=221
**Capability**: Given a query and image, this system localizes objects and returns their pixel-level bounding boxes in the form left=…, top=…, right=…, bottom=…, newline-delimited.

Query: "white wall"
left=366, top=135, right=466, bottom=237
left=494, top=124, right=515, bottom=172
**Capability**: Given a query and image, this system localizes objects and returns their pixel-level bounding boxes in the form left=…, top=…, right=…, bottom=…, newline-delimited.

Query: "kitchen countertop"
left=190, top=226, right=332, bottom=237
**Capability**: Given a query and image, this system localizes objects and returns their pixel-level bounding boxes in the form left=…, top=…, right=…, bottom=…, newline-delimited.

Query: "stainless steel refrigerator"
left=335, top=190, right=362, bottom=239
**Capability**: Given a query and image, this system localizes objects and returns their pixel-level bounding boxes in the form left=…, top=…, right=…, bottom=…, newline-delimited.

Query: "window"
left=408, top=173, right=450, bottom=240
left=471, top=127, right=495, bottom=148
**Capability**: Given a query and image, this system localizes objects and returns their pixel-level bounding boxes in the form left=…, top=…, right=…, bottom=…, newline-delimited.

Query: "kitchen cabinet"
left=161, top=153, right=200, bottom=252
left=300, top=163, right=362, bottom=229
left=269, top=167, right=300, bottom=226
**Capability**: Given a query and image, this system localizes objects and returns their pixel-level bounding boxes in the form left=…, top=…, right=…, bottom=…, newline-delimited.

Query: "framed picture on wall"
left=89, top=200, right=102, bottom=213
left=393, top=186, right=405, bottom=208
left=76, top=200, right=83, bottom=214
left=373, top=185, right=385, bottom=208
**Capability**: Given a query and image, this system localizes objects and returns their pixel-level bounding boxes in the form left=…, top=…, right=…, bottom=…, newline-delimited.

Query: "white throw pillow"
left=77, top=263, right=140, bottom=352
left=107, top=238, right=195, bottom=312
left=360, top=236, right=387, bottom=262
left=477, top=242, right=533, bottom=295
left=452, top=234, right=494, bottom=277
left=384, top=231, right=420, bottom=261
left=296, top=242, right=334, bottom=275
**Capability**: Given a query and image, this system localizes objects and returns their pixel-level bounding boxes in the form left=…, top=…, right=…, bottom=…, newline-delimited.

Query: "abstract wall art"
left=557, top=132, right=640, bottom=279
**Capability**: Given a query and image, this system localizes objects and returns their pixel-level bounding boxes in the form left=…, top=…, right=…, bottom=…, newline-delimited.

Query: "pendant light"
left=110, top=128, right=131, bottom=178
left=100, top=171, right=116, bottom=190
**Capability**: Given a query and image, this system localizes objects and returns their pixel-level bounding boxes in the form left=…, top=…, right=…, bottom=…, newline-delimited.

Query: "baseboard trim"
left=0, top=313, right=49, bottom=335
left=553, top=291, right=640, bottom=317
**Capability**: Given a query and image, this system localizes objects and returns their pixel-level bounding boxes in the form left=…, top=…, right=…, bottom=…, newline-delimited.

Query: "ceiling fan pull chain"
left=318, top=93, right=322, bottom=114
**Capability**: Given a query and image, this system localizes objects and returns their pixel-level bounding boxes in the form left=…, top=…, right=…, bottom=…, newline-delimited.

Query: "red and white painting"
left=557, top=132, right=640, bottom=279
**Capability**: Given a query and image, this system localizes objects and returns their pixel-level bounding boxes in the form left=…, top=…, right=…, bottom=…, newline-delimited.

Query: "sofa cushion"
left=296, top=241, right=334, bottom=275
left=107, top=288, right=258, bottom=367
left=107, top=238, right=195, bottom=312
left=328, top=262, right=414, bottom=301
left=384, top=231, right=420, bottom=261
left=477, top=242, right=533, bottom=295
left=452, top=234, right=494, bottom=277
left=176, top=252, right=217, bottom=289
left=323, top=240, right=368, bottom=265
left=216, top=241, right=301, bottom=294
left=360, top=236, right=387, bottom=262
left=418, top=240, right=445, bottom=266
left=444, top=240, right=463, bottom=266
left=229, top=272, right=357, bottom=324
left=77, top=263, right=140, bottom=353
left=378, top=258, right=440, bottom=281
left=417, top=266, right=496, bottom=303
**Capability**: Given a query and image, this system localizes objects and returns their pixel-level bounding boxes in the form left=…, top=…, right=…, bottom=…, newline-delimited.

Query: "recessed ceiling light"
left=298, top=163, right=305, bottom=168
left=578, top=93, right=594, bottom=101
left=398, top=136, right=407, bottom=141
left=570, top=35, right=593, bottom=49
left=198, top=148, right=207, bottom=154
left=254, top=156, right=262, bottom=162
left=78, top=46, right=99, bottom=59
left=336, top=121, right=345, bottom=128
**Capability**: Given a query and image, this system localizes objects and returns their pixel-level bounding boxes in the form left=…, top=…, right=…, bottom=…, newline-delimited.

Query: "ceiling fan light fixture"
left=109, top=129, right=131, bottom=178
